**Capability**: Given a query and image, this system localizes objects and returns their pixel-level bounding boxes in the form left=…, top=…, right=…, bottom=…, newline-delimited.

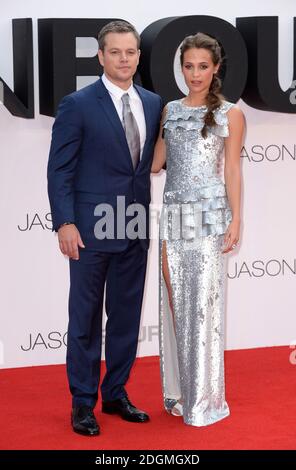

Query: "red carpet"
left=0, top=346, right=295, bottom=450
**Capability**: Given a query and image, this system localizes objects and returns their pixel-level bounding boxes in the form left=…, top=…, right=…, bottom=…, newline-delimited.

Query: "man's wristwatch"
left=58, top=222, right=74, bottom=229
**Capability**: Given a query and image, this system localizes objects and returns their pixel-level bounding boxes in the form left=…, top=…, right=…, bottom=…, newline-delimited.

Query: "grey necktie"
left=121, top=93, right=141, bottom=170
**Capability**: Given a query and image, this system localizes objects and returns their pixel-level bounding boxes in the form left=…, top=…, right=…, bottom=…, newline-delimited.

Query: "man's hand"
left=58, top=224, right=85, bottom=260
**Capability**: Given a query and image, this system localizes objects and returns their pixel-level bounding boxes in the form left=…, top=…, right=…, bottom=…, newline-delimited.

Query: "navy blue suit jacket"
left=48, top=79, right=162, bottom=251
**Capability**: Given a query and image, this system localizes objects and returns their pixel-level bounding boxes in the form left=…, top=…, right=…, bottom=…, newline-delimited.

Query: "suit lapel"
left=95, top=79, right=153, bottom=172
left=96, top=79, right=133, bottom=169
left=134, top=85, right=153, bottom=170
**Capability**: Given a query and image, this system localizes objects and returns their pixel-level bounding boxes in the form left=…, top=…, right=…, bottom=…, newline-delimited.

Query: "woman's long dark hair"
left=180, top=32, right=224, bottom=138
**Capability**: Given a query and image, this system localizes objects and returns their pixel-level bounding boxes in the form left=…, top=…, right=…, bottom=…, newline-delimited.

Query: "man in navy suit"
left=47, top=20, right=162, bottom=436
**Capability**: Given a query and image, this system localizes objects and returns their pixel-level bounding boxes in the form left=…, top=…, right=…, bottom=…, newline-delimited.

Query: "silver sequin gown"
left=159, top=99, right=234, bottom=427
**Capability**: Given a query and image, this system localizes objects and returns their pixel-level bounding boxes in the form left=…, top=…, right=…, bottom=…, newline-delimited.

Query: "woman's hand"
left=222, top=219, right=240, bottom=254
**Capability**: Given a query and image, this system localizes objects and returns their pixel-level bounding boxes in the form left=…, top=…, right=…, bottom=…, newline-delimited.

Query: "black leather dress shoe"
left=102, top=396, right=149, bottom=423
left=71, top=406, right=100, bottom=436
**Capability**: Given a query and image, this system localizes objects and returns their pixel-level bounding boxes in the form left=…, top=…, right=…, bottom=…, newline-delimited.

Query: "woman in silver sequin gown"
left=152, top=33, right=244, bottom=427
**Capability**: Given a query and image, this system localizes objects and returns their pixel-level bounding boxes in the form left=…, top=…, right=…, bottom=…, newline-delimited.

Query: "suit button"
left=133, top=198, right=136, bottom=202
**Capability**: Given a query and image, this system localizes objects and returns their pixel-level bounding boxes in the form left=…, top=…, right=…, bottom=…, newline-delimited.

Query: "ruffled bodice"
left=161, top=99, right=235, bottom=237
left=163, top=100, right=232, bottom=137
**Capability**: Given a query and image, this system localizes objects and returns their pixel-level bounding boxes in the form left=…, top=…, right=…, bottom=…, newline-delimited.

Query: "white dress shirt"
left=101, top=74, right=146, bottom=159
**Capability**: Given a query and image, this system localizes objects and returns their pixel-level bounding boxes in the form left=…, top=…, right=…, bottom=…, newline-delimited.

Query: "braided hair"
left=180, top=32, right=224, bottom=138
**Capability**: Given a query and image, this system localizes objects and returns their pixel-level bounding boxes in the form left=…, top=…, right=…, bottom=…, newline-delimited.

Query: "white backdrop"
left=1, top=0, right=296, bottom=368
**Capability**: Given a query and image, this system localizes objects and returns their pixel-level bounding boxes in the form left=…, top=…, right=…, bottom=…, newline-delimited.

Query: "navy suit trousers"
left=67, top=239, right=148, bottom=407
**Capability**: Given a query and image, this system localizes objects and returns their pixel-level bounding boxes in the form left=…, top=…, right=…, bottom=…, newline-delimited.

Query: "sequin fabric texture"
left=159, top=99, right=234, bottom=426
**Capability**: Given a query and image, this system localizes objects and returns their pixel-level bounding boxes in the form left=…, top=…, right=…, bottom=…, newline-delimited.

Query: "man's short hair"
left=98, top=20, right=140, bottom=51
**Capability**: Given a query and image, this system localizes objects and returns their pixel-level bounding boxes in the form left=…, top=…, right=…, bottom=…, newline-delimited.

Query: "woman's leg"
left=161, top=241, right=183, bottom=416
left=161, top=241, right=174, bottom=319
